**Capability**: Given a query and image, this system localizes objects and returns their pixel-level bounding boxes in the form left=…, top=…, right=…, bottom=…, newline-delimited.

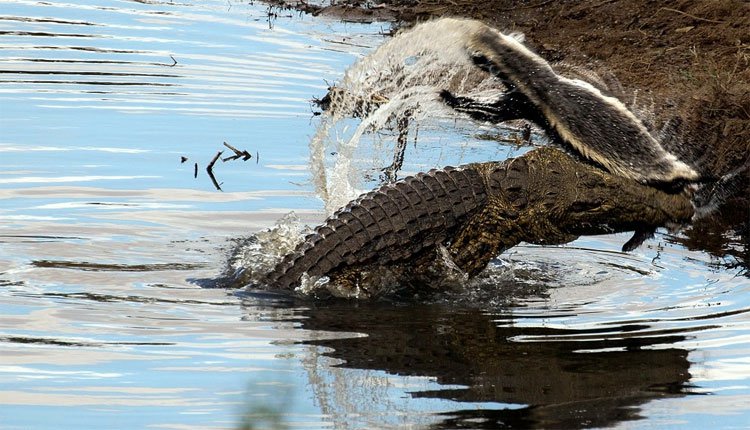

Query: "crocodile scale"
left=262, top=165, right=491, bottom=290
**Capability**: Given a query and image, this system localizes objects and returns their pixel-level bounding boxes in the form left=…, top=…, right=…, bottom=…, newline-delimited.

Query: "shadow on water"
left=673, top=204, right=750, bottom=277
left=241, top=295, right=695, bottom=429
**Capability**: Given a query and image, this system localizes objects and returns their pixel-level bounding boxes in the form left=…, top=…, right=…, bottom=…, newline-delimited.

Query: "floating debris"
left=187, top=142, right=259, bottom=190
left=206, top=150, right=223, bottom=191
left=222, top=141, right=252, bottom=162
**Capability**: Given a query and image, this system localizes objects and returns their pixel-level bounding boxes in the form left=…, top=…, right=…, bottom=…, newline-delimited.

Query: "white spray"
left=310, top=18, right=509, bottom=213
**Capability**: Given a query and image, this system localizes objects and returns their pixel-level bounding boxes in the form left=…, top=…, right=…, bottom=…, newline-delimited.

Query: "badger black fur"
left=441, top=21, right=700, bottom=186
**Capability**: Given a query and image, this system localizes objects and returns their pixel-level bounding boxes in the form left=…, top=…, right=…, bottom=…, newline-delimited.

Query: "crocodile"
left=261, top=147, right=694, bottom=295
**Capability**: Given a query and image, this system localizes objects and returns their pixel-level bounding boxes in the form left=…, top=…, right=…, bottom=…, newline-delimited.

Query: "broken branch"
left=207, top=150, right=223, bottom=191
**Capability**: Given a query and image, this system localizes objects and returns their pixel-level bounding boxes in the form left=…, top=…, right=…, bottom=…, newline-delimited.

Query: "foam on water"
left=226, top=212, right=310, bottom=287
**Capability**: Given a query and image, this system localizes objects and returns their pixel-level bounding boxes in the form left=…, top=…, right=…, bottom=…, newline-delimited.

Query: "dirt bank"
left=269, top=0, right=749, bottom=268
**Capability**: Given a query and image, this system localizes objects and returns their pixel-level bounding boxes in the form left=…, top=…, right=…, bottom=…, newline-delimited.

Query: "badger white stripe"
left=463, top=23, right=698, bottom=183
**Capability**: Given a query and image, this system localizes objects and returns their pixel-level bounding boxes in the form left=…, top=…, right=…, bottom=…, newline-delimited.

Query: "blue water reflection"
left=1, top=0, right=363, bottom=209
left=2, top=1, right=379, bottom=428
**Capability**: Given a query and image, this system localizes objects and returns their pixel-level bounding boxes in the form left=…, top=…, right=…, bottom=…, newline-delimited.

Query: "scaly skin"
left=262, top=147, right=694, bottom=293
left=262, top=160, right=489, bottom=291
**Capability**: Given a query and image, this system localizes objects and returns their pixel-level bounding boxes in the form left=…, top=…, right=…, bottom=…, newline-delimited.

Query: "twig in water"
left=180, top=156, right=188, bottom=163
left=207, top=151, right=223, bottom=191
left=381, top=113, right=411, bottom=183
left=222, top=141, right=252, bottom=161
left=193, top=162, right=198, bottom=178
left=169, top=55, right=178, bottom=67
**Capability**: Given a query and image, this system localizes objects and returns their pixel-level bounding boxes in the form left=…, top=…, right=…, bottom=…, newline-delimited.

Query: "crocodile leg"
left=448, top=198, right=524, bottom=277
left=448, top=151, right=581, bottom=276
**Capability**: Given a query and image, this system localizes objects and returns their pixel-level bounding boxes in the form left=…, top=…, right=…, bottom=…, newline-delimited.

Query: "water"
left=1, top=2, right=749, bottom=429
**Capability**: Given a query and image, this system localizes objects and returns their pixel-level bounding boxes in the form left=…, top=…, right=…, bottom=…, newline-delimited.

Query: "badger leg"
left=440, top=90, right=536, bottom=124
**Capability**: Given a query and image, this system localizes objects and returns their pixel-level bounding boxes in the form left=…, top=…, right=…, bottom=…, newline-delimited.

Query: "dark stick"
left=193, top=162, right=198, bottom=178
left=223, top=141, right=242, bottom=155
left=381, top=114, right=410, bottom=183
left=223, top=141, right=252, bottom=161
left=207, top=150, right=223, bottom=191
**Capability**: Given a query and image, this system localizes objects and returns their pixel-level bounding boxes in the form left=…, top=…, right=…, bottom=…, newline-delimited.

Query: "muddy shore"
left=269, top=0, right=749, bottom=267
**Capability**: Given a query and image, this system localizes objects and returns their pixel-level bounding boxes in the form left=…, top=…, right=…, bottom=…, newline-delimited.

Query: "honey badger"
left=440, top=20, right=700, bottom=187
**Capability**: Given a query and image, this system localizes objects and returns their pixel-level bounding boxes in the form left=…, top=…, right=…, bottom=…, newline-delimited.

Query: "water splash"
left=226, top=212, right=310, bottom=287
left=310, top=18, right=508, bottom=213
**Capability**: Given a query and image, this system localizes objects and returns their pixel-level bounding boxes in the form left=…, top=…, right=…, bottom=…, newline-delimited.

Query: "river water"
left=1, top=1, right=749, bottom=429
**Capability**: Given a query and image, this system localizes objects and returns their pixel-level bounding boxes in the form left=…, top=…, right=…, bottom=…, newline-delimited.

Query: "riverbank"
left=269, top=0, right=749, bottom=268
